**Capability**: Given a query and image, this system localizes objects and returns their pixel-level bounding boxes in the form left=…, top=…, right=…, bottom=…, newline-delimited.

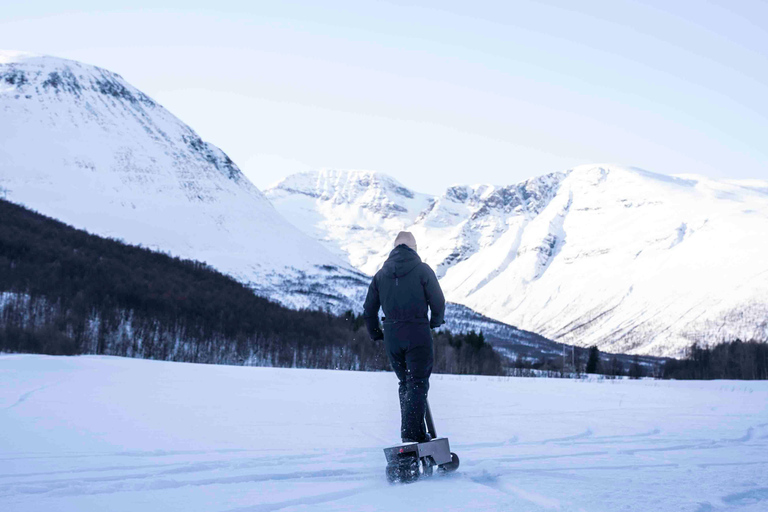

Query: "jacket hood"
left=381, top=244, right=422, bottom=279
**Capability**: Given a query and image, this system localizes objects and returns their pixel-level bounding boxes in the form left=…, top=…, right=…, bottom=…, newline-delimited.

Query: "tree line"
left=662, top=340, right=768, bottom=380
left=518, top=341, right=768, bottom=380
left=507, top=344, right=650, bottom=379
left=0, top=198, right=502, bottom=375
left=344, top=312, right=503, bottom=375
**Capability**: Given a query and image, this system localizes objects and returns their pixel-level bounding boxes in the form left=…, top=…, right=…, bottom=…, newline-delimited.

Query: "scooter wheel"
left=400, top=456, right=420, bottom=483
left=386, top=456, right=421, bottom=484
left=386, top=463, right=399, bottom=484
left=438, top=452, right=460, bottom=473
left=421, top=457, right=434, bottom=477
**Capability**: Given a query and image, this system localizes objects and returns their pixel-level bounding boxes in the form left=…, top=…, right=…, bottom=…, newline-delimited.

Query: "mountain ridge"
left=267, top=165, right=768, bottom=357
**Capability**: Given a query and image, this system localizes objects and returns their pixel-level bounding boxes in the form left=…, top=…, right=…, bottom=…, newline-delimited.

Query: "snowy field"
left=1, top=355, right=767, bottom=512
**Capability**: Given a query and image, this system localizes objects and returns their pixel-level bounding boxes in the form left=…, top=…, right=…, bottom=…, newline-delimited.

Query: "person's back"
left=364, top=231, right=445, bottom=443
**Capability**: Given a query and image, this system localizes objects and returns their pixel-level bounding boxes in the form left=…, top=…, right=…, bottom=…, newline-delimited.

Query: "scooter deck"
left=383, top=437, right=453, bottom=466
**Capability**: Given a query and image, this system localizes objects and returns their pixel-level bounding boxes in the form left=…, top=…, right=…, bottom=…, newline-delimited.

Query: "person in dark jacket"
left=363, top=231, right=446, bottom=443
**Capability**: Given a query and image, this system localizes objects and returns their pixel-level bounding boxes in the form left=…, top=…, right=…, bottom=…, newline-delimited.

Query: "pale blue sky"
left=2, top=1, right=767, bottom=193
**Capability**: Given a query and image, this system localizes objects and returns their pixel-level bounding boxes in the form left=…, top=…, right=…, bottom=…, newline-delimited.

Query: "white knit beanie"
left=393, top=231, right=417, bottom=252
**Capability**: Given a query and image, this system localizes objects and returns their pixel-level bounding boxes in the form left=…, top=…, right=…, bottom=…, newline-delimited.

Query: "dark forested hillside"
left=0, top=198, right=502, bottom=375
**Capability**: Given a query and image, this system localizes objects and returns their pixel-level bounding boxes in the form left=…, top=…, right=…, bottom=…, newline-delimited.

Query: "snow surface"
left=266, top=166, right=768, bottom=357
left=0, top=51, right=367, bottom=311
left=2, top=354, right=767, bottom=512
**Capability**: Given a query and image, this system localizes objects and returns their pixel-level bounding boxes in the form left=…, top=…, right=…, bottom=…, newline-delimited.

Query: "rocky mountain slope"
left=0, top=51, right=368, bottom=311
left=266, top=167, right=768, bottom=356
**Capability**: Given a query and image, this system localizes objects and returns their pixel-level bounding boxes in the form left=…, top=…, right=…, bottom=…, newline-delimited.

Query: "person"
left=363, top=231, right=446, bottom=443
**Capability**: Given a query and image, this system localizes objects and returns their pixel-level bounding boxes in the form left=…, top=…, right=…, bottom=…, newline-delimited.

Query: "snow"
left=266, top=164, right=768, bottom=357
left=0, top=51, right=38, bottom=64
left=266, top=169, right=435, bottom=273
left=0, top=51, right=367, bottom=312
left=2, top=355, right=767, bottom=511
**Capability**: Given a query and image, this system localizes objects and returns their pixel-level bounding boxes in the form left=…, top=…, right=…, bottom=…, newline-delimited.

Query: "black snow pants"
left=383, top=321, right=434, bottom=443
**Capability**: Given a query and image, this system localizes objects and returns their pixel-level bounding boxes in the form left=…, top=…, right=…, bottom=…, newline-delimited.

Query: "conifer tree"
left=586, top=345, right=601, bottom=374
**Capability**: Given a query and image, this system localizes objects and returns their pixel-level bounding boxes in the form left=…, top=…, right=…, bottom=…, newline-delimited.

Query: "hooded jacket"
left=363, top=244, right=446, bottom=340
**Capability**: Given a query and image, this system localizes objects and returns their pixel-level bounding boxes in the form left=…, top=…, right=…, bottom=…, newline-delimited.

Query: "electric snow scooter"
left=383, top=400, right=460, bottom=484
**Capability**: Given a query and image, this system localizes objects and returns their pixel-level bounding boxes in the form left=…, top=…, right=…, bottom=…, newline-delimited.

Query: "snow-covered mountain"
left=0, top=51, right=368, bottom=310
left=5, top=51, right=762, bottom=359
left=266, top=167, right=768, bottom=356
left=267, top=170, right=435, bottom=273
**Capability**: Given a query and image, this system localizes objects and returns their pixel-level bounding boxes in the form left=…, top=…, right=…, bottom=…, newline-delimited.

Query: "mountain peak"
left=0, top=52, right=260, bottom=193
left=265, top=169, right=428, bottom=221
left=268, top=169, right=414, bottom=200
left=1, top=52, right=365, bottom=312
left=1, top=50, right=154, bottom=108
left=0, top=50, right=41, bottom=64
left=0, top=50, right=115, bottom=76
left=567, top=163, right=701, bottom=189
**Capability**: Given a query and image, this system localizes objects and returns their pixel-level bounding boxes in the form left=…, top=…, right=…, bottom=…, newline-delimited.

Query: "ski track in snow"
left=5, top=383, right=54, bottom=410
left=1, top=356, right=767, bottom=512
